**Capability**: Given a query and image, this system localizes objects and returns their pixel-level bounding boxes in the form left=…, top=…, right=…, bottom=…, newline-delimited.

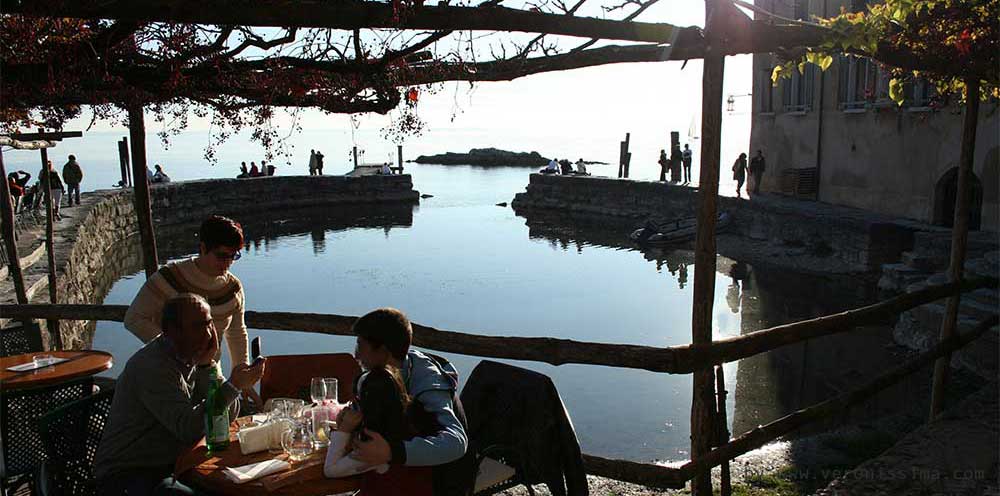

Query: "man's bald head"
left=162, top=293, right=216, bottom=363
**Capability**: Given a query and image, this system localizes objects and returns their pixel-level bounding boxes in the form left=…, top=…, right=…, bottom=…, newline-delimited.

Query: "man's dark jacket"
left=460, top=360, right=588, bottom=496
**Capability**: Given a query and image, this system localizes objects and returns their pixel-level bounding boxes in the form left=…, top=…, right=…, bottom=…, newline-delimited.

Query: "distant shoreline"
left=413, top=148, right=607, bottom=167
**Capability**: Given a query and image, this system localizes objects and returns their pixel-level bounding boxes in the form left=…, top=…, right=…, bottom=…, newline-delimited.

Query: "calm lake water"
left=88, top=159, right=870, bottom=463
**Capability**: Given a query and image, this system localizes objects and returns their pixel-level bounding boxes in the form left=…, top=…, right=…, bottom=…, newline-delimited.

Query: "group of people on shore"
left=540, top=158, right=589, bottom=175
left=6, top=154, right=84, bottom=218
left=95, top=215, right=468, bottom=496
left=732, top=150, right=766, bottom=198
left=658, top=143, right=694, bottom=184
left=308, top=149, right=326, bottom=175
left=236, top=160, right=276, bottom=178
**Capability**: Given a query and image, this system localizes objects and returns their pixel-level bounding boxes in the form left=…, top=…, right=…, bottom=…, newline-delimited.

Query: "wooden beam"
left=679, top=314, right=999, bottom=476
left=5, top=131, right=83, bottom=141
left=127, top=104, right=159, bottom=277
left=689, top=0, right=726, bottom=492
left=582, top=454, right=686, bottom=489
left=929, top=78, right=981, bottom=419
left=4, top=0, right=684, bottom=43
left=1, top=278, right=993, bottom=372
left=38, top=131, right=61, bottom=349
left=0, top=152, right=29, bottom=304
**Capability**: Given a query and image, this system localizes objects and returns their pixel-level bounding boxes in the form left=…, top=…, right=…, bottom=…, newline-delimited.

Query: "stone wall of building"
left=41, top=175, right=418, bottom=349
left=512, top=173, right=933, bottom=272
left=749, top=0, right=999, bottom=232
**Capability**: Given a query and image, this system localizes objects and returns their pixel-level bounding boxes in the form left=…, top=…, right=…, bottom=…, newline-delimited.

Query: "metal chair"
left=259, top=353, right=361, bottom=404
left=0, top=378, right=94, bottom=494
left=0, top=321, right=44, bottom=358
left=35, top=388, right=115, bottom=496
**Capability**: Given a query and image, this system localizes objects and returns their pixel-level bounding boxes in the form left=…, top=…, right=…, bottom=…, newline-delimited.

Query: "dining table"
left=0, top=350, right=113, bottom=390
left=176, top=423, right=362, bottom=495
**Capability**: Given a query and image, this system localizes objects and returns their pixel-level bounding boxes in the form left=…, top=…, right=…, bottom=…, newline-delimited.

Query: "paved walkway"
left=816, top=381, right=998, bottom=496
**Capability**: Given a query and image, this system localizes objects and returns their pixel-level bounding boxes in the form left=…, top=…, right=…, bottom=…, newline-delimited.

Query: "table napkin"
left=5, top=357, right=69, bottom=372
left=221, top=459, right=290, bottom=484
left=237, top=420, right=288, bottom=455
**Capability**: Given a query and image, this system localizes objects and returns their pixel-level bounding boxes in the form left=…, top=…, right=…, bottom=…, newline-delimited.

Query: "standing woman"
left=732, top=153, right=748, bottom=198
left=124, top=215, right=260, bottom=405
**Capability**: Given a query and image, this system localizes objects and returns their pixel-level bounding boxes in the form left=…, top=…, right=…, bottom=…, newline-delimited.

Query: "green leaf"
left=889, top=78, right=904, bottom=106
left=771, top=65, right=784, bottom=85
left=818, top=54, right=834, bottom=71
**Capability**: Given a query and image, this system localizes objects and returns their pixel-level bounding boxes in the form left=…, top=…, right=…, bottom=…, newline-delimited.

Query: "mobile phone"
left=250, top=336, right=262, bottom=363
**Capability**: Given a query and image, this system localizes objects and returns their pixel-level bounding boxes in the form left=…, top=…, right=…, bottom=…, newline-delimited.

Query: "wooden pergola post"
left=0, top=151, right=29, bottom=304
left=127, top=104, right=160, bottom=277
left=397, top=145, right=404, bottom=174
left=929, top=78, right=980, bottom=419
left=38, top=129, right=62, bottom=349
left=690, top=0, right=726, bottom=493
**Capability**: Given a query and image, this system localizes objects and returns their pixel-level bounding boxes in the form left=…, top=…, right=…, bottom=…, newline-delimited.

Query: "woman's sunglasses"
left=212, top=249, right=242, bottom=261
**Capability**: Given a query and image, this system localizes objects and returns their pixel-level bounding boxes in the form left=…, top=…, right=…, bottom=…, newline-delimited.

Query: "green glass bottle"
left=205, top=372, right=231, bottom=452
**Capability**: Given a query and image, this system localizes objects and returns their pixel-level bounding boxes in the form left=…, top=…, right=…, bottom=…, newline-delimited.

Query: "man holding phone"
left=96, top=294, right=266, bottom=495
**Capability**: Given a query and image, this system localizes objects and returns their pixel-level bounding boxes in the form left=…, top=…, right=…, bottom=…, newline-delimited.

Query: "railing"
left=2, top=276, right=996, bottom=490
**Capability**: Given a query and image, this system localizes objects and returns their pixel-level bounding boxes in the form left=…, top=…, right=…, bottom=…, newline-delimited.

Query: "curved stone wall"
left=20, top=175, right=418, bottom=349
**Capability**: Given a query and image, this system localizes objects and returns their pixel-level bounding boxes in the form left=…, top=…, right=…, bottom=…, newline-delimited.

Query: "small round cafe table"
left=0, top=350, right=113, bottom=390
left=176, top=425, right=362, bottom=496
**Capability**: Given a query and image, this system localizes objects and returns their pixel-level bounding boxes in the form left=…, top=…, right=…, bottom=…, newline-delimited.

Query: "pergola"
left=1, top=0, right=995, bottom=493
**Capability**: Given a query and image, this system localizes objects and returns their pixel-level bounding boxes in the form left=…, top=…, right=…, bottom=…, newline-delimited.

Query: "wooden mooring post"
left=38, top=128, right=61, bottom=349
left=618, top=133, right=631, bottom=178
left=929, top=78, right=980, bottom=420
left=118, top=138, right=131, bottom=187
left=352, top=146, right=359, bottom=169
left=127, top=104, right=159, bottom=278
left=397, top=145, right=404, bottom=174
left=690, top=0, right=726, bottom=492
left=0, top=151, right=29, bottom=304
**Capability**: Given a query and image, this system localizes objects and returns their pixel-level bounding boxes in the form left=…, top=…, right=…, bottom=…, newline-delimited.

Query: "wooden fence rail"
left=2, top=276, right=994, bottom=373
left=675, top=314, right=999, bottom=479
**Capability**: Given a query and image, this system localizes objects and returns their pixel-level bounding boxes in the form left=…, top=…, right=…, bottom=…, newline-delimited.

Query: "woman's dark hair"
left=358, top=366, right=413, bottom=444
left=199, top=215, right=244, bottom=251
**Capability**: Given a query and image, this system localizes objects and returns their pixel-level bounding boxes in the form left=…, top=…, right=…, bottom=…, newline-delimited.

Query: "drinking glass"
left=310, top=378, right=326, bottom=405
left=321, top=378, right=339, bottom=404
left=310, top=404, right=337, bottom=448
left=281, top=421, right=314, bottom=462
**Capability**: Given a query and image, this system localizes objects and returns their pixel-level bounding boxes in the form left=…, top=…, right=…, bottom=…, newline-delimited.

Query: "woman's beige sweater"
left=124, top=257, right=249, bottom=366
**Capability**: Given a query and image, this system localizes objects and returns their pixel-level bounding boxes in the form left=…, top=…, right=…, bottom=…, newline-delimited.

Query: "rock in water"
left=414, top=148, right=549, bottom=166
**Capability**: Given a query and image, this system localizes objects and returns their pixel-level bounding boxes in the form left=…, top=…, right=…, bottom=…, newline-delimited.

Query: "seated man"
left=95, top=294, right=266, bottom=495
left=352, top=308, right=470, bottom=496
left=575, top=159, right=588, bottom=175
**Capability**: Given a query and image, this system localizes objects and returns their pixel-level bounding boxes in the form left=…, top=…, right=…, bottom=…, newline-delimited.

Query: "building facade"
left=749, top=0, right=999, bottom=232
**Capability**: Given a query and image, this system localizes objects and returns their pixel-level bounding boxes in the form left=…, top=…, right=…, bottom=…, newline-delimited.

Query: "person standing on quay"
left=658, top=150, right=669, bottom=181
left=124, top=215, right=260, bottom=405
left=681, top=144, right=693, bottom=184
left=62, top=154, right=83, bottom=207
left=309, top=149, right=317, bottom=175
left=316, top=150, right=325, bottom=175
left=39, top=160, right=65, bottom=218
left=732, top=153, right=748, bottom=198
left=749, top=150, right=766, bottom=197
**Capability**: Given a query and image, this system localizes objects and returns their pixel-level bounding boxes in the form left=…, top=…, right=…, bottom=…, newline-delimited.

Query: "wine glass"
left=281, top=421, right=314, bottom=462
left=310, top=378, right=327, bottom=405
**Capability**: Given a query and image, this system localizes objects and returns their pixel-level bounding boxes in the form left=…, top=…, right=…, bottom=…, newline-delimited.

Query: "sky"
left=51, top=1, right=754, bottom=143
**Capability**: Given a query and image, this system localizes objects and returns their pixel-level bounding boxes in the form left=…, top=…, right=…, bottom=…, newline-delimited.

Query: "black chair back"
left=0, top=321, right=44, bottom=357
left=37, top=388, right=115, bottom=496
left=0, top=378, right=94, bottom=480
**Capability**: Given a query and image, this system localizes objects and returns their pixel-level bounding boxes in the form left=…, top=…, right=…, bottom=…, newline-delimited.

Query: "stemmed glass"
left=310, top=378, right=327, bottom=405
left=281, top=421, right=315, bottom=462
left=321, top=378, right=339, bottom=404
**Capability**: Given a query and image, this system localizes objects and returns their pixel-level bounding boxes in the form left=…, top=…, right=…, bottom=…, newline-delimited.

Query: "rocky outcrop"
left=414, top=148, right=549, bottom=166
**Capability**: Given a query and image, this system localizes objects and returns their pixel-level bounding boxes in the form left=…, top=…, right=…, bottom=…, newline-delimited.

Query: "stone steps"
left=878, top=263, right=929, bottom=293
left=901, top=250, right=946, bottom=272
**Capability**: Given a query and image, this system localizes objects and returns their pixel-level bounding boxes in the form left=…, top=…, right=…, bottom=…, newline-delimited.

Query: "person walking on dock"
left=732, top=153, right=748, bottom=198
left=749, top=150, right=766, bottom=197
left=658, top=150, right=668, bottom=181
left=39, top=160, right=65, bottom=218
left=62, top=154, right=83, bottom=207
left=681, top=144, right=693, bottom=184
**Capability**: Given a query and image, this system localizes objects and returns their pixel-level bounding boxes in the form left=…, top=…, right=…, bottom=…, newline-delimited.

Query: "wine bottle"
left=205, top=371, right=230, bottom=452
